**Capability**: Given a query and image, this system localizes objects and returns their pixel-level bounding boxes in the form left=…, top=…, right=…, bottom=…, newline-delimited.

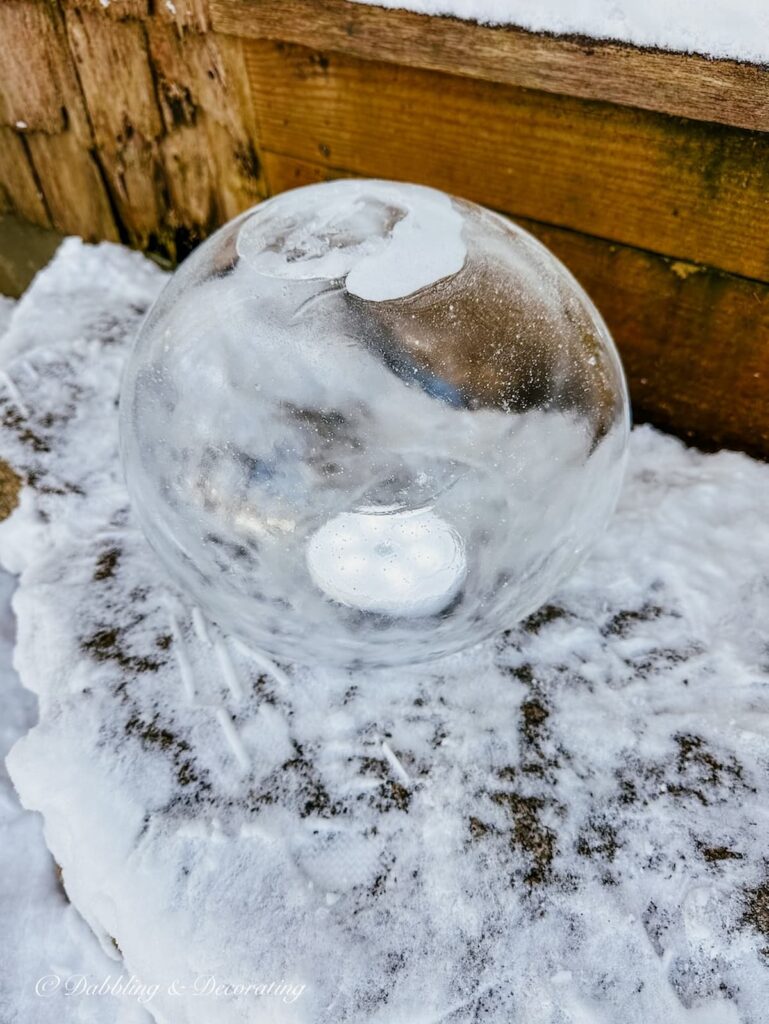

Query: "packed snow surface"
left=2, top=238, right=769, bottom=1022
left=353, top=0, right=769, bottom=65
left=0, top=302, right=145, bottom=1024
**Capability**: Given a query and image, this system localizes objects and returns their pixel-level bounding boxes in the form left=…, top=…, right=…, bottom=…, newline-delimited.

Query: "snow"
left=2, top=237, right=769, bottom=1022
left=353, top=0, right=769, bottom=66
left=236, top=180, right=467, bottom=301
left=0, top=306, right=147, bottom=1024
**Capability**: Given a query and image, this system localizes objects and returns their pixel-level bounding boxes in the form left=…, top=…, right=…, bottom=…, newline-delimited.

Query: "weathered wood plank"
left=146, top=22, right=257, bottom=137
left=531, top=225, right=769, bottom=458
left=65, top=9, right=163, bottom=147
left=160, top=124, right=218, bottom=240
left=212, top=0, right=769, bottom=134
left=0, top=1, right=90, bottom=137
left=63, top=8, right=169, bottom=249
left=0, top=129, right=50, bottom=226
left=146, top=24, right=266, bottom=238
left=202, top=116, right=265, bottom=219
left=158, top=116, right=263, bottom=244
left=98, top=136, right=167, bottom=249
left=262, top=152, right=769, bottom=458
left=155, top=0, right=210, bottom=33
left=25, top=130, right=119, bottom=240
left=59, top=0, right=150, bottom=19
left=244, top=40, right=769, bottom=283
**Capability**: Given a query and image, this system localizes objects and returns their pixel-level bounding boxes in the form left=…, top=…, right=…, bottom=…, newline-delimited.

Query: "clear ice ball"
left=120, top=179, right=630, bottom=668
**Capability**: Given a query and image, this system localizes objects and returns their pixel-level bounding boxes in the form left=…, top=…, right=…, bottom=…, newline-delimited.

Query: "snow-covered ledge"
left=352, top=0, right=769, bottom=67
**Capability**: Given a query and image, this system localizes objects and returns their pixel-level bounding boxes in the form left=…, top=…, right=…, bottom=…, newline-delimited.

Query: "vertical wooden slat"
left=0, top=128, right=50, bottom=226
left=25, top=132, right=119, bottom=240
left=155, top=0, right=210, bottom=33
left=0, top=1, right=86, bottom=136
left=147, top=21, right=266, bottom=232
left=65, top=10, right=164, bottom=146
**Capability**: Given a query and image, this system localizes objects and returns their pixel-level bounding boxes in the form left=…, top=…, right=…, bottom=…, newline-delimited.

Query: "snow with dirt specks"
left=2, top=238, right=769, bottom=1022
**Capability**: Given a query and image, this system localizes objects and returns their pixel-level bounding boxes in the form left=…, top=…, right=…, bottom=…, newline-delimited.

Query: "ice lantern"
left=119, top=179, right=630, bottom=668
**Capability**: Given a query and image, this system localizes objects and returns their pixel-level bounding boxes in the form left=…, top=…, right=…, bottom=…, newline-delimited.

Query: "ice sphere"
left=119, top=179, right=630, bottom=668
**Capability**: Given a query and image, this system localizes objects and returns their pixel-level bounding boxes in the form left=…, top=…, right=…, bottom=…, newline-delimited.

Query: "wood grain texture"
left=65, top=9, right=163, bottom=147
left=155, top=0, right=210, bottom=33
left=264, top=152, right=769, bottom=458
left=57, top=7, right=265, bottom=253
left=60, top=0, right=150, bottom=19
left=0, top=1, right=89, bottom=137
left=244, top=39, right=769, bottom=283
left=63, top=7, right=168, bottom=248
left=212, top=0, right=769, bottom=134
left=26, top=130, right=119, bottom=240
left=532, top=227, right=769, bottom=458
left=146, top=23, right=266, bottom=239
left=0, top=129, right=50, bottom=226
left=146, top=22, right=258, bottom=138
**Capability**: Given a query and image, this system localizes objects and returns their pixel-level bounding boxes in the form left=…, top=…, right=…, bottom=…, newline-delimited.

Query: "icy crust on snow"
left=353, top=0, right=769, bottom=66
left=3, top=239, right=769, bottom=1023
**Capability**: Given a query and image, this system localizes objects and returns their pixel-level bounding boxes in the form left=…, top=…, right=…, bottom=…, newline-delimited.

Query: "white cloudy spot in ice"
left=306, top=506, right=467, bottom=616
left=236, top=179, right=466, bottom=301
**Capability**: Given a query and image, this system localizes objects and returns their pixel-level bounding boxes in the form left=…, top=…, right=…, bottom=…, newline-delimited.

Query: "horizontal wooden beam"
left=212, top=0, right=769, bottom=134
left=243, top=39, right=769, bottom=284
left=263, top=152, right=769, bottom=459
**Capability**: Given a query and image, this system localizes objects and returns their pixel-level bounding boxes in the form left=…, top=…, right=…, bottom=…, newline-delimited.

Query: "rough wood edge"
left=210, top=0, right=769, bottom=135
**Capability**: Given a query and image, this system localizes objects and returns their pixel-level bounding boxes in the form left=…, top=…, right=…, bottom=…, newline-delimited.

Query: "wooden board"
left=0, top=129, right=50, bottom=226
left=212, top=0, right=769, bottom=134
left=264, top=153, right=769, bottom=459
left=25, top=131, right=119, bottom=241
left=0, top=1, right=90, bottom=139
left=65, top=9, right=164, bottom=148
left=243, top=39, right=769, bottom=284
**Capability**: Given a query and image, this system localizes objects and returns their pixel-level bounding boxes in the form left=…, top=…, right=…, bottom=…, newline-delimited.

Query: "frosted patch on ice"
left=236, top=179, right=466, bottom=301
left=2, top=238, right=769, bottom=1022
